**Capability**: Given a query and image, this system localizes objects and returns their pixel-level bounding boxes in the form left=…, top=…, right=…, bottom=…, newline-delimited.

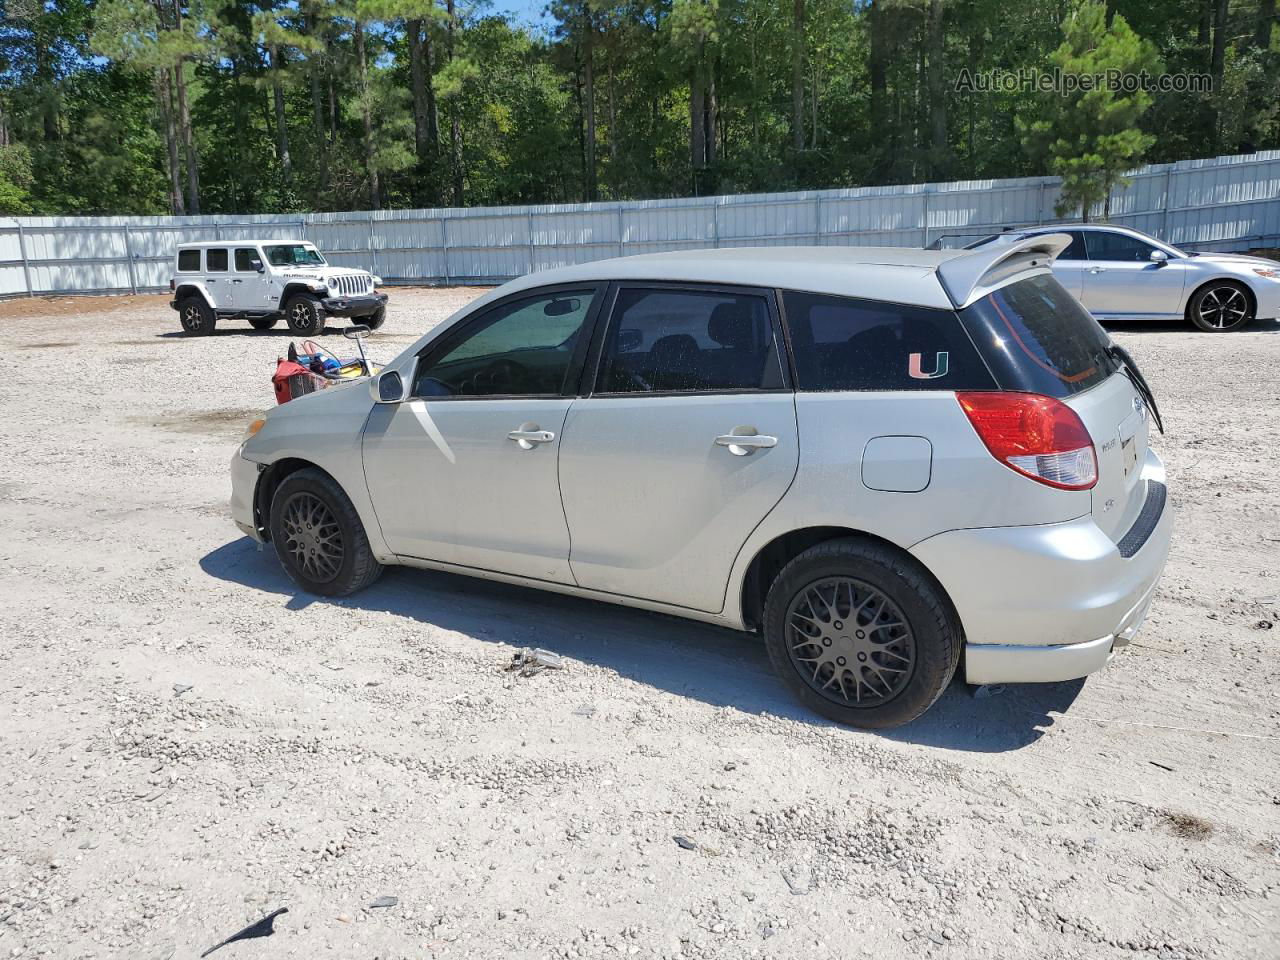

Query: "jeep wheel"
left=178, top=296, right=215, bottom=336
left=268, top=468, right=383, bottom=597
left=762, top=538, right=961, bottom=729
left=364, top=305, right=386, bottom=331
left=248, top=315, right=279, bottom=331
left=285, top=294, right=326, bottom=336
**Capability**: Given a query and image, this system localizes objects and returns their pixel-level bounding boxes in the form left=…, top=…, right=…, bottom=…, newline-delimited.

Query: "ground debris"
left=506, top=648, right=565, bottom=677
left=200, top=907, right=288, bottom=957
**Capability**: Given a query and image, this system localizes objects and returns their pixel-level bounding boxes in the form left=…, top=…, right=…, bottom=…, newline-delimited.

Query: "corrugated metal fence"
left=3, top=150, right=1279, bottom=298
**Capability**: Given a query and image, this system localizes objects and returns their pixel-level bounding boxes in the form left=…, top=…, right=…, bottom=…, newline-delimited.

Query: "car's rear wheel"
left=177, top=296, right=215, bottom=336
left=248, top=315, right=279, bottom=330
left=1189, top=281, right=1253, bottom=332
left=285, top=294, right=326, bottom=336
left=762, top=538, right=960, bottom=728
left=268, top=468, right=383, bottom=596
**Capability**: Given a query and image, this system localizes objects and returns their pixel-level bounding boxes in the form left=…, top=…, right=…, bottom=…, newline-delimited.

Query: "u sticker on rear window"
left=908, top=351, right=949, bottom=379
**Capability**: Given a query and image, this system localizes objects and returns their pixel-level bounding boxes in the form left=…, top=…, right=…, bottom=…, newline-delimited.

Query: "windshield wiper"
left=1106, top=343, right=1164, bottom=434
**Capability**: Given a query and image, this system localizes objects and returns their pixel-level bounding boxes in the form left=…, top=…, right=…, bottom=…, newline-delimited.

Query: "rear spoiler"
left=935, top=233, right=1071, bottom=308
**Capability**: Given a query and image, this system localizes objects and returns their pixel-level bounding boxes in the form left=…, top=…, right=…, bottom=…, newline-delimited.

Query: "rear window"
left=957, top=274, right=1119, bottom=397
left=177, top=249, right=200, bottom=272
left=782, top=291, right=994, bottom=391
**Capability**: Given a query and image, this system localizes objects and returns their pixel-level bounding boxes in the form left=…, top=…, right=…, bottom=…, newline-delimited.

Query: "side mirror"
left=344, top=324, right=371, bottom=340
left=371, top=369, right=407, bottom=404
left=253, top=261, right=265, bottom=273
left=617, top=328, right=643, bottom=351
left=1149, top=249, right=1168, bottom=265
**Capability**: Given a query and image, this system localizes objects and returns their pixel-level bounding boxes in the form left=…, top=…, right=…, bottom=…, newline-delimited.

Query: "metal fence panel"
left=3, top=150, right=1279, bottom=298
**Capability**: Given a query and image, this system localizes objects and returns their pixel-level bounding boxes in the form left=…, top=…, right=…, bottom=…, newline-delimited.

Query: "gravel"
left=0, top=288, right=1277, bottom=959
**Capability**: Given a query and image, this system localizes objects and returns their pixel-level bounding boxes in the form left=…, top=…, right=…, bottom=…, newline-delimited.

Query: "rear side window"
left=957, top=274, right=1119, bottom=397
left=206, top=248, right=229, bottom=271
left=1055, top=231, right=1087, bottom=261
left=177, top=249, right=200, bottom=272
left=596, top=288, right=783, bottom=394
left=781, top=291, right=994, bottom=391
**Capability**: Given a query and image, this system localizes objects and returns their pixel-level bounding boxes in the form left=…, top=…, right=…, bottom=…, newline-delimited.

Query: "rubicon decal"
left=908, top=351, right=950, bottom=379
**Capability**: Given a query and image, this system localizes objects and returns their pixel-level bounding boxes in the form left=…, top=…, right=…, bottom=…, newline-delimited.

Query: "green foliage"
left=1018, top=2, right=1162, bottom=219
left=0, top=0, right=1275, bottom=215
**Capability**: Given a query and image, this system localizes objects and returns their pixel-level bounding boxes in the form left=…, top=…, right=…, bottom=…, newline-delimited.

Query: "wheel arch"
left=253, top=457, right=336, bottom=542
left=1183, top=276, right=1256, bottom=322
left=281, top=281, right=321, bottom=306
left=174, top=283, right=211, bottom=307
left=738, top=525, right=962, bottom=637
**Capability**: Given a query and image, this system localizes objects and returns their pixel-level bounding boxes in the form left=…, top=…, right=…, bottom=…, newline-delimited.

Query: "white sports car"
left=966, top=224, right=1280, bottom=331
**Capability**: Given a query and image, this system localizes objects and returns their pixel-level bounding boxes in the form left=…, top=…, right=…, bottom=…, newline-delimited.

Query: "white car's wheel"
left=1189, top=281, right=1253, bottom=332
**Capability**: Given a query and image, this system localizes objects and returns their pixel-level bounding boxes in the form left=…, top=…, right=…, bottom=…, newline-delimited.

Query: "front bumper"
left=1252, top=281, right=1280, bottom=320
left=322, top=292, right=388, bottom=317
left=231, top=450, right=264, bottom=542
left=911, top=460, right=1172, bottom=685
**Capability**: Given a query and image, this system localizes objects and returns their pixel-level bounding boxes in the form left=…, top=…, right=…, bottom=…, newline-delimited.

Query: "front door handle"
left=1089, top=266, right=1107, bottom=274
left=232, top=278, right=243, bottom=284
left=507, top=427, right=555, bottom=449
left=715, top=433, right=778, bottom=456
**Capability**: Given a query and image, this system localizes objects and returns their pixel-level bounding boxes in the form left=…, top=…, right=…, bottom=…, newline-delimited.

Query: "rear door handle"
left=507, top=428, right=555, bottom=449
left=232, top=278, right=243, bottom=284
left=1089, top=266, right=1107, bottom=274
left=715, top=433, right=777, bottom=456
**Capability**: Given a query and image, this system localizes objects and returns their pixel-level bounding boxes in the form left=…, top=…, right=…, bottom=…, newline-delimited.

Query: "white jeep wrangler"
left=169, top=240, right=388, bottom=336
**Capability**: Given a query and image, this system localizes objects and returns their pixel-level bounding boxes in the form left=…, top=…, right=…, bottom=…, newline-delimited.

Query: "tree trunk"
left=1211, top=0, right=1228, bottom=147
left=354, top=20, right=379, bottom=209
left=1197, top=0, right=1210, bottom=51
left=583, top=6, right=597, bottom=202
left=927, top=0, right=947, bottom=178
left=1257, top=0, right=1276, bottom=49
left=157, top=70, right=185, bottom=215
left=791, top=0, right=804, bottom=151
left=868, top=1, right=890, bottom=181
left=446, top=0, right=463, bottom=205
left=270, top=44, right=292, bottom=182
left=173, top=59, right=200, bottom=214
left=408, top=16, right=437, bottom=205
left=690, top=63, right=705, bottom=176
left=309, top=36, right=328, bottom=193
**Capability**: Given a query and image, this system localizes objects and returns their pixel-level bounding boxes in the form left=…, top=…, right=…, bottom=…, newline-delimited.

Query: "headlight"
left=1252, top=267, right=1280, bottom=279
left=372, top=275, right=383, bottom=286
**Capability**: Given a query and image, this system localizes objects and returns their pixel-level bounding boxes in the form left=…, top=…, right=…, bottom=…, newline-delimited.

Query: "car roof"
left=176, top=240, right=308, bottom=249
left=494, top=246, right=973, bottom=310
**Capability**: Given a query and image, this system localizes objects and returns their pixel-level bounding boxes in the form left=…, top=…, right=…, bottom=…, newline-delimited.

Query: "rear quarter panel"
left=722, top=391, right=1093, bottom=625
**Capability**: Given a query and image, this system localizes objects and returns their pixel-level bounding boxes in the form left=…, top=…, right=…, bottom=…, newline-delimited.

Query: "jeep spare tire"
left=285, top=293, right=326, bottom=335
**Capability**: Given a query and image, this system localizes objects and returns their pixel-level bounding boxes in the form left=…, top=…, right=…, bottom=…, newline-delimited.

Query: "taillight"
left=956, top=392, right=1097, bottom=490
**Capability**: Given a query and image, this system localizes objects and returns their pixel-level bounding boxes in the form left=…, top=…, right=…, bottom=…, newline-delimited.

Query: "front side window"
left=413, top=289, right=596, bottom=398
left=782, top=291, right=994, bottom=391
left=1084, top=231, right=1156, bottom=262
left=596, top=288, right=782, bottom=394
left=265, top=244, right=326, bottom=267
left=957, top=273, right=1120, bottom=397
left=206, top=248, right=229, bottom=271
left=235, top=247, right=262, bottom=271
left=177, top=249, right=200, bottom=272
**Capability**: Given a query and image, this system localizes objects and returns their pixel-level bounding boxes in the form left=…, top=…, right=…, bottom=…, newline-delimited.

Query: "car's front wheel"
left=364, top=305, right=386, bottom=330
left=1189, top=281, right=1253, bottom=332
left=268, top=468, right=383, bottom=596
left=285, top=294, right=326, bottom=336
left=762, top=538, right=960, bottom=729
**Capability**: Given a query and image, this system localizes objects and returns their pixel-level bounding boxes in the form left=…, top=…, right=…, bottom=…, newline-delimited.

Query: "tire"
left=363, top=305, right=386, bottom=330
left=248, top=315, right=279, bottom=330
left=1188, top=281, right=1253, bottom=332
left=268, top=468, right=383, bottom=597
left=285, top=293, right=326, bottom=336
left=177, top=296, right=215, bottom=336
left=762, top=538, right=961, bottom=729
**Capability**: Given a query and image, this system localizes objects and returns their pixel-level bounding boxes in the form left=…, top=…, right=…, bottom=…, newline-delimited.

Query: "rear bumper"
left=322, top=292, right=388, bottom=317
left=911, top=454, right=1172, bottom=684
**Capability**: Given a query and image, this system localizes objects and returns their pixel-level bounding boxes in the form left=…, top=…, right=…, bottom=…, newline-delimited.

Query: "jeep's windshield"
left=265, top=244, right=326, bottom=267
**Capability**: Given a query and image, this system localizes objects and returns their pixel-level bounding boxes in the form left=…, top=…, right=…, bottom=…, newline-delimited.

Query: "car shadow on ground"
left=1102, top=317, right=1280, bottom=335
left=200, top=537, right=1084, bottom=754
left=155, top=327, right=361, bottom=339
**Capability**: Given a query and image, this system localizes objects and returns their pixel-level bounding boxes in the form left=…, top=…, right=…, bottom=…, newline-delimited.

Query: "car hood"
left=1188, top=251, right=1279, bottom=266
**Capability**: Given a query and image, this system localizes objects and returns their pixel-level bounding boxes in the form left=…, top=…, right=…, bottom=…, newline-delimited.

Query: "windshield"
left=265, top=244, right=326, bottom=267
left=956, top=274, right=1120, bottom=397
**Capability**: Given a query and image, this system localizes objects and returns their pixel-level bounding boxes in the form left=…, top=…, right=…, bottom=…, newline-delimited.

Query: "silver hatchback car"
left=231, top=236, right=1172, bottom=728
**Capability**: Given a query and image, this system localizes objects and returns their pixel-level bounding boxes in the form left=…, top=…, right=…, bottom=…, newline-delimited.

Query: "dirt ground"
left=0, top=287, right=1277, bottom=960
